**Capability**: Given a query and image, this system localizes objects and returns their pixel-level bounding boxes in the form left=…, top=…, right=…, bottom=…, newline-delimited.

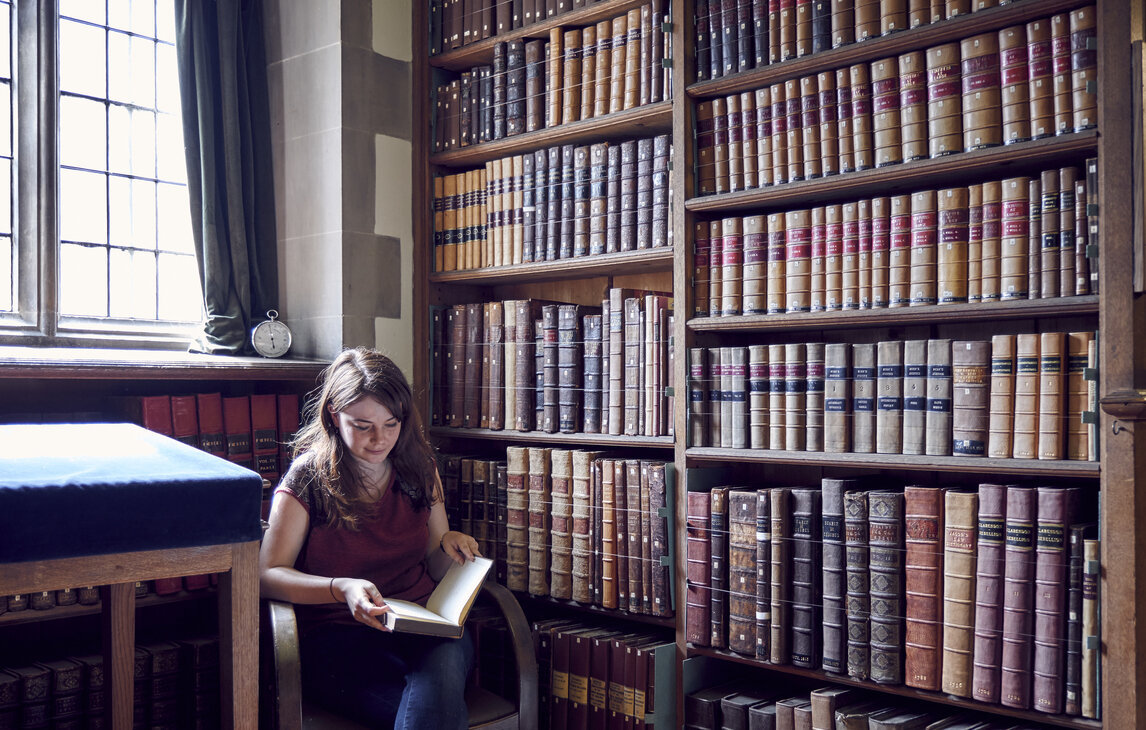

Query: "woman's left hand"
left=440, top=530, right=481, bottom=564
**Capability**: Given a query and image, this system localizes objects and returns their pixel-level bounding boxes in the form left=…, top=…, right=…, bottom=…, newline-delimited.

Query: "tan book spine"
left=825, top=204, right=843, bottom=310
left=850, top=63, right=873, bottom=172
left=442, top=173, right=459, bottom=271
left=796, top=0, right=813, bottom=56
left=713, top=96, right=730, bottom=194
left=1027, top=18, right=1053, bottom=139
left=527, top=447, right=553, bottom=595
left=696, top=100, right=716, bottom=196
left=600, top=457, right=618, bottom=608
left=749, top=344, right=770, bottom=449
left=1069, top=7, right=1097, bottom=132
left=1051, top=13, right=1072, bottom=136
left=505, top=446, right=530, bottom=592
left=1059, top=166, right=1078, bottom=297
left=987, top=333, right=1016, bottom=458
left=779, top=0, right=797, bottom=60
left=786, top=209, right=812, bottom=313
left=721, top=216, right=744, bottom=316
left=767, top=212, right=787, bottom=314
left=755, top=86, right=774, bottom=187
left=593, top=20, right=612, bottom=118
left=709, top=219, right=724, bottom=318
left=806, top=341, right=826, bottom=452
left=999, top=176, right=1029, bottom=300
left=818, top=70, right=839, bottom=177
left=478, top=165, right=491, bottom=270
left=784, top=342, right=807, bottom=451
left=980, top=180, right=1001, bottom=301
left=549, top=449, right=574, bottom=599
left=842, top=202, right=860, bottom=309
left=831, top=0, right=855, bottom=48
left=810, top=205, right=827, bottom=312
left=967, top=183, right=984, bottom=303
left=872, top=57, right=902, bottom=168
left=726, top=94, right=744, bottom=193
left=785, top=78, right=804, bottom=183
left=889, top=194, right=911, bottom=307
left=579, top=25, right=596, bottom=121
left=562, top=29, right=582, bottom=126
left=1028, top=176, right=1042, bottom=298
left=693, top=222, right=711, bottom=317
left=768, top=343, right=786, bottom=450
left=433, top=174, right=446, bottom=272
left=854, top=0, right=878, bottom=42
left=743, top=214, right=768, bottom=315
left=623, top=8, right=642, bottom=110
left=852, top=342, right=876, bottom=453
left=824, top=342, right=852, bottom=453
left=1037, top=331, right=1065, bottom=460
left=926, top=43, right=962, bottom=159
left=938, top=186, right=969, bottom=304
left=709, top=346, right=723, bottom=448
left=836, top=67, right=854, bottom=173
left=871, top=196, right=891, bottom=307
left=1065, top=331, right=1093, bottom=460
left=960, top=32, right=1001, bottom=152
left=741, top=90, right=759, bottom=189
left=548, top=27, right=564, bottom=128
left=1081, top=538, right=1100, bottom=719
left=1012, top=333, right=1040, bottom=459
left=800, top=75, right=822, bottom=180
left=942, top=490, right=979, bottom=697
left=952, top=340, right=991, bottom=457
left=1040, top=168, right=1061, bottom=298
left=881, top=0, right=906, bottom=34
left=1000, top=24, right=1030, bottom=145
left=910, top=189, right=938, bottom=306
left=875, top=339, right=903, bottom=455
left=504, top=300, right=518, bottom=431
left=771, top=83, right=789, bottom=185
left=925, top=338, right=953, bottom=456
left=609, top=17, right=627, bottom=114
left=571, top=450, right=601, bottom=604
left=902, top=339, right=928, bottom=455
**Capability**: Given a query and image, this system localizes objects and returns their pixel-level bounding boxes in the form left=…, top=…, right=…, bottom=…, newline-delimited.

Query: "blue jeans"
left=300, top=621, right=474, bottom=730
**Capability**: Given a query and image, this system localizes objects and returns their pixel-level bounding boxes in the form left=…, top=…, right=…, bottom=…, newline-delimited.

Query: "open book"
left=382, top=556, right=493, bottom=637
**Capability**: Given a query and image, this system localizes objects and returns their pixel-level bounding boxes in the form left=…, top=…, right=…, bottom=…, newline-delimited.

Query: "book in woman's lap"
left=382, top=556, right=493, bottom=637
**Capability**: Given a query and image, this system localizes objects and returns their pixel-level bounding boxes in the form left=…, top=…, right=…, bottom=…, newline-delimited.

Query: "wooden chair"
left=260, top=581, right=538, bottom=730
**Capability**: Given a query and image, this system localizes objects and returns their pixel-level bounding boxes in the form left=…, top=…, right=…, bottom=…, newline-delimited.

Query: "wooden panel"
left=0, top=545, right=234, bottom=595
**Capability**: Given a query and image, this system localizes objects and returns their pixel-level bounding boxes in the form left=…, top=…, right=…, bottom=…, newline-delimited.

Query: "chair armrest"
left=263, top=599, right=304, bottom=730
left=478, top=581, right=539, bottom=730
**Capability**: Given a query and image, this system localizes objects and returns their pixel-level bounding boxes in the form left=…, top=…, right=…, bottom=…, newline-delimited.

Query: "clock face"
left=252, top=320, right=292, bottom=358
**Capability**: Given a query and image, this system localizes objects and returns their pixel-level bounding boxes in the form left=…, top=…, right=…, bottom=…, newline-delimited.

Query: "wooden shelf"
left=686, top=0, right=1091, bottom=100
left=688, top=646, right=1103, bottom=730
left=429, top=0, right=654, bottom=71
left=686, top=131, right=1098, bottom=214
left=431, top=426, right=674, bottom=449
left=430, top=101, right=673, bottom=168
left=685, top=447, right=1101, bottom=478
left=430, top=246, right=673, bottom=285
left=688, top=296, right=1099, bottom=334
left=0, top=346, right=329, bottom=382
left=515, top=592, right=677, bottom=629
left=0, top=589, right=215, bottom=628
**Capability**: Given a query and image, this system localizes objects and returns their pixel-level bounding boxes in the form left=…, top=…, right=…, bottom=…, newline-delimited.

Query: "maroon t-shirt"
left=274, top=455, right=437, bottom=634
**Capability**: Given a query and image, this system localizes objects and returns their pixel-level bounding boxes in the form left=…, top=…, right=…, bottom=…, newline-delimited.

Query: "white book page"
left=384, top=599, right=454, bottom=625
left=425, top=556, right=493, bottom=624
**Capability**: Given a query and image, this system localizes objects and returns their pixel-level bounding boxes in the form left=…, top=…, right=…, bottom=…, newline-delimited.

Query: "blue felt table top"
left=0, top=423, right=264, bottom=564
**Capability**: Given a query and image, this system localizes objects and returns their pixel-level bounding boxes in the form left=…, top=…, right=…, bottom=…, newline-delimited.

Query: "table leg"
left=218, top=540, right=260, bottom=730
left=101, top=582, right=135, bottom=729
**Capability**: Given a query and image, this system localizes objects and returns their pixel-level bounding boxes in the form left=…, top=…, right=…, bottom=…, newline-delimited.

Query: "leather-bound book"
left=459, top=71, right=473, bottom=147
left=505, top=447, right=530, bottom=592
left=615, top=460, right=636, bottom=612
left=1032, top=487, right=1079, bottom=714
left=648, top=461, right=673, bottom=617
left=549, top=449, right=574, bottom=600
left=901, top=339, right=927, bottom=455
left=810, top=205, right=827, bottom=312
left=830, top=0, right=854, bottom=48
left=770, top=487, right=792, bottom=664
left=729, top=489, right=760, bottom=655
left=522, top=154, right=538, bottom=263
left=1081, top=536, right=1100, bottom=719
left=904, top=485, right=946, bottom=691
left=712, top=96, right=731, bottom=194
left=726, top=94, right=743, bottom=191
left=638, top=461, right=654, bottom=613
left=765, top=211, right=787, bottom=315
left=1070, top=7, right=1097, bottom=132
left=506, top=40, right=526, bottom=137
left=622, top=8, right=642, bottom=109
left=875, top=339, right=903, bottom=455
left=523, top=40, right=545, bottom=133
left=623, top=296, right=643, bottom=436
left=1027, top=176, right=1043, bottom=298
left=841, top=201, right=860, bottom=308
left=570, top=450, right=601, bottom=604
left=1065, top=331, right=1093, bottom=460
left=650, top=0, right=667, bottom=104
left=968, top=182, right=984, bottom=302
left=776, top=697, right=811, bottom=729
left=970, top=482, right=1006, bottom=703
left=709, top=346, right=724, bottom=448
left=561, top=29, right=582, bottom=126
left=686, top=490, right=713, bottom=646
left=559, top=144, right=576, bottom=258
left=587, top=630, right=617, bottom=728
left=987, top=334, right=1015, bottom=458
left=249, top=393, right=279, bottom=483
left=852, top=343, right=876, bottom=453
left=459, top=457, right=475, bottom=539
left=1064, top=522, right=1093, bottom=715
left=1000, top=485, right=1036, bottom=708
left=1058, top=167, right=1078, bottom=296
left=689, top=347, right=709, bottom=447
left=487, top=301, right=506, bottom=431
left=544, top=146, right=562, bottom=257
left=696, top=101, right=717, bottom=196
left=1012, top=333, right=1040, bottom=459
left=526, top=447, right=553, bottom=596
left=1037, top=331, right=1065, bottom=460
left=557, top=303, right=583, bottom=433
left=755, top=488, right=773, bottom=660
left=749, top=345, right=769, bottom=449
left=740, top=91, right=758, bottom=189
left=941, top=489, right=978, bottom=697
left=869, top=490, right=905, bottom=685
left=571, top=145, right=591, bottom=257
left=695, top=0, right=713, bottom=82
left=721, top=215, right=743, bottom=316
left=951, top=340, right=990, bottom=457
left=607, top=15, right=627, bottom=114
left=833, top=701, right=884, bottom=729
left=195, top=392, right=226, bottom=460
left=1039, top=168, right=1061, bottom=298
left=547, top=28, right=563, bottom=128
left=583, top=314, right=603, bottom=434
left=651, top=134, right=670, bottom=249
left=805, top=342, right=825, bottom=452
left=619, top=140, right=638, bottom=252
left=867, top=709, right=936, bottom=729
left=600, top=458, right=619, bottom=609
left=767, top=343, right=785, bottom=450
left=784, top=342, right=807, bottom=452
left=709, top=219, right=725, bottom=318
left=727, top=345, right=749, bottom=448
left=791, top=488, right=822, bottom=669
left=532, top=150, right=548, bottom=260
left=604, top=144, right=621, bottom=256
left=824, top=343, right=851, bottom=453
left=822, top=479, right=856, bottom=673
left=786, top=208, right=812, bottom=313
left=888, top=194, right=911, bottom=306
left=539, top=303, right=559, bottom=433
left=606, top=288, right=626, bottom=435
left=754, top=87, right=774, bottom=187
left=694, top=222, right=712, bottom=318
left=222, top=394, right=253, bottom=469
left=502, top=300, right=519, bottom=430
left=925, top=338, right=952, bottom=456
left=472, top=459, right=491, bottom=559
left=710, top=486, right=732, bottom=646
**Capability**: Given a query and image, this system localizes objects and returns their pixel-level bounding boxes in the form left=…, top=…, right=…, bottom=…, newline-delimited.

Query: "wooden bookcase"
left=412, top=0, right=1144, bottom=726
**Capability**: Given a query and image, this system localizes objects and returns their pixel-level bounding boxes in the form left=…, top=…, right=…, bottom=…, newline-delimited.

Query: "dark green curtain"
left=175, top=0, right=277, bottom=355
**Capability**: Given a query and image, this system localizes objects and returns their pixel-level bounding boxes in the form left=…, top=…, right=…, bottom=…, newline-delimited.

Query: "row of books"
left=685, top=481, right=1102, bottom=719
left=441, top=449, right=674, bottom=617
left=694, top=165, right=1097, bottom=318
left=693, top=0, right=1051, bottom=82
left=125, top=392, right=301, bottom=486
left=0, top=636, right=220, bottom=730
left=429, top=0, right=656, bottom=55
left=0, top=578, right=215, bottom=618
left=431, top=291, right=675, bottom=437
left=685, top=681, right=1052, bottom=729
left=689, top=332, right=1098, bottom=461
left=433, top=3, right=672, bottom=153
left=433, top=133, right=672, bottom=272
left=695, top=9, right=1097, bottom=195
left=533, top=618, right=674, bottom=730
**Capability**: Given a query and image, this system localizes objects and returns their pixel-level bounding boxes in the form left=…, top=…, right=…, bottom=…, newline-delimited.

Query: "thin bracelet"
left=328, top=576, right=338, bottom=602
left=439, top=535, right=448, bottom=553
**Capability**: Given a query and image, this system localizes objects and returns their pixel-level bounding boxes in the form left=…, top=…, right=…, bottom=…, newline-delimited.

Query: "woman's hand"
left=331, top=577, right=392, bottom=631
left=439, top=530, right=482, bottom=565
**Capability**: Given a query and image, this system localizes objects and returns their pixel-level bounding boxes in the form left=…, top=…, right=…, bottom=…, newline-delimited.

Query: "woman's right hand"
left=331, top=577, right=392, bottom=631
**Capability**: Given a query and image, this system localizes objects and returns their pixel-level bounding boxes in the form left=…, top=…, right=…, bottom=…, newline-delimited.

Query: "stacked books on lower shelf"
left=441, top=448, right=675, bottom=619
left=432, top=289, right=674, bottom=438
left=532, top=618, right=675, bottom=730
left=685, top=480, right=1102, bottom=722
left=689, top=332, right=1099, bottom=461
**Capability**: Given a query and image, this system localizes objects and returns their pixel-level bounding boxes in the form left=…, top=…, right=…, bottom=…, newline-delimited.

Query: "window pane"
left=59, top=169, right=108, bottom=245
left=107, top=103, right=131, bottom=175
left=60, top=96, right=108, bottom=171
left=156, top=42, right=179, bottom=114
left=156, top=111, right=185, bottom=182
left=155, top=0, right=175, bottom=43
left=109, top=175, right=156, bottom=250
left=157, top=182, right=193, bottom=253
left=59, top=20, right=106, bottom=98
left=108, top=0, right=154, bottom=37
left=157, top=252, right=200, bottom=321
left=109, top=247, right=156, bottom=319
left=60, top=0, right=106, bottom=26
left=0, top=3, right=11, bottom=79
left=108, top=31, right=155, bottom=108
left=60, top=243, right=108, bottom=316
left=0, top=158, right=10, bottom=236
left=131, top=107, right=157, bottom=177
left=0, top=236, right=10, bottom=313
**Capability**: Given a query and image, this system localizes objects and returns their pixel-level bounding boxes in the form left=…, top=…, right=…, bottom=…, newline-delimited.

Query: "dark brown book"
left=971, top=482, right=1007, bottom=704
left=686, top=490, right=712, bottom=646
left=770, top=487, right=792, bottom=664
left=513, top=300, right=541, bottom=431
left=487, top=301, right=505, bottom=431
left=647, top=462, right=673, bottom=617
left=619, top=140, right=638, bottom=252
left=1032, top=487, right=1080, bottom=714
left=822, top=479, right=854, bottom=674
left=557, top=304, right=583, bottom=434
left=728, top=488, right=759, bottom=655
left=462, top=301, right=484, bottom=429
left=559, top=144, right=576, bottom=258
left=588, top=630, right=618, bottom=729
left=689, top=347, right=709, bottom=447
left=904, top=485, right=946, bottom=691
left=637, top=460, right=653, bottom=615
left=635, top=138, right=654, bottom=250
left=1000, top=485, right=1036, bottom=709
left=755, top=488, right=772, bottom=661
left=651, top=134, right=670, bottom=249
left=1065, top=522, right=1094, bottom=715
left=710, top=486, right=731, bottom=647
left=534, top=149, right=549, bottom=260
left=844, top=489, right=870, bottom=681
left=869, top=490, right=905, bottom=685
left=545, top=145, right=562, bottom=260
left=791, top=488, right=822, bottom=669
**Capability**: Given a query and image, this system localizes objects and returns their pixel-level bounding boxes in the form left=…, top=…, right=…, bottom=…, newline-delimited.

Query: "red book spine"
left=170, top=394, right=199, bottom=448
left=139, top=395, right=174, bottom=436
left=222, top=395, right=253, bottom=469
left=196, top=392, right=226, bottom=459
left=250, top=393, right=280, bottom=483
left=904, top=485, right=946, bottom=691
